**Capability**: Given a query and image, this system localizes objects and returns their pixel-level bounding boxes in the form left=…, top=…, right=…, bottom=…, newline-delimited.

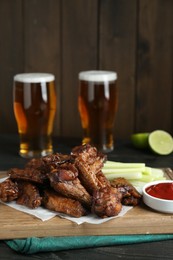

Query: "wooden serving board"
left=0, top=170, right=173, bottom=240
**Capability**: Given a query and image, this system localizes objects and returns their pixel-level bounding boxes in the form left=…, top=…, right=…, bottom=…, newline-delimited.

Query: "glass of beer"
left=78, top=70, right=118, bottom=153
left=13, top=73, right=56, bottom=158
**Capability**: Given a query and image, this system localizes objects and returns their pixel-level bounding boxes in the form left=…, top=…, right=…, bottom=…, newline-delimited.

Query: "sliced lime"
left=131, top=133, right=149, bottom=149
left=148, top=130, right=173, bottom=155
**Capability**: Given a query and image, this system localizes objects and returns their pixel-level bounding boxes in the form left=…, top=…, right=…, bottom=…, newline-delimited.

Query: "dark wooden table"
left=0, top=134, right=173, bottom=260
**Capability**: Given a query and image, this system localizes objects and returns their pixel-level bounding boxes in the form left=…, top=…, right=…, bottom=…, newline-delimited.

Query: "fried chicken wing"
left=0, top=178, right=19, bottom=202
left=48, top=163, right=92, bottom=207
left=71, top=144, right=107, bottom=194
left=23, top=153, right=74, bottom=179
left=13, top=153, right=75, bottom=184
left=96, top=170, right=111, bottom=189
left=42, top=153, right=74, bottom=168
left=16, top=181, right=42, bottom=209
left=111, top=177, right=142, bottom=206
left=1, top=144, right=140, bottom=219
left=25, top=158, right=44, bottom=169
left=42, top=189, right=87, bottom=217
left=123, top=196, right=140, bottom=206
left=8, top=167, right=47, bottom=184
left=92, top=186, right=122, bottom=218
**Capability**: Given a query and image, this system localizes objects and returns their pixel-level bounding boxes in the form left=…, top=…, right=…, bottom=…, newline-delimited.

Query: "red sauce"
left=146, top=183, right=173, bottom=200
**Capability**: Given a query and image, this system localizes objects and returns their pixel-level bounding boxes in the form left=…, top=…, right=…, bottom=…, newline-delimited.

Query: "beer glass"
left=13, top=73, right=56, bottom=158
left=78, top=70, right=118, bottom=152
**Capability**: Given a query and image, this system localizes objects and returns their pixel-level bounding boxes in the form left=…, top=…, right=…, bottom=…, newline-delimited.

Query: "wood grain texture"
left=136, top=0, right=173, bottom=133
left=0, top=0, right=23, bottom=133
left=99, top=0, right=137, bottom=139
left=1, top=197, right=173, bottom=240
left=1, top=240, right=173, bottom=260
left=24, top=0, right=61, bottom=135
left=0, top=0, right=173, bottom=138
left=0, top=171, right=173, bottom=240
left=61, top=0, right=98, bottom=137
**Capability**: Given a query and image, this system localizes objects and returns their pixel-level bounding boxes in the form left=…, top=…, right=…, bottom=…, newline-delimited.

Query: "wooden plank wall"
left=0, top=0, right=172, bottom=141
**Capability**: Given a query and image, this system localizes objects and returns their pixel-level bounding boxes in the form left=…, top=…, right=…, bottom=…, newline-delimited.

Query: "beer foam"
left=14, top=73, right=55, bottom=83
left=79, top=71, right=117, bottom=82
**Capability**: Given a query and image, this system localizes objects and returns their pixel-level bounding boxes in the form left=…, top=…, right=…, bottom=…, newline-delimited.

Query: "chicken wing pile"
left=0, top=144, right=142, bottom=218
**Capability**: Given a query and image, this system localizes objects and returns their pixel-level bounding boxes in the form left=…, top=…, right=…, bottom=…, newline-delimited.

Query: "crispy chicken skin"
left=92, top=186, right=122, bottom=218
left=42, top=153, right=74, bottom=167
left=8, top=168, right=47, bottom=184
left=7, top=152, right=78, bottom=185
left=96, top=171, right=111, bottom=190
left=0, top=178, right=19, bottom=202
left=26, top=153, right=74, bottom=170
left=25, top=157, right=44, bottom=169
left=16, top=181, right=42, bottom=209
left=111, top=177, right=142, bottom=206
left=15, top=154, right=75, bottom=184
left=42, top=189, right=87, bottom=217
left=48, top=163, right=92, bottom=207
left=71, top=144, right=107, bottom=194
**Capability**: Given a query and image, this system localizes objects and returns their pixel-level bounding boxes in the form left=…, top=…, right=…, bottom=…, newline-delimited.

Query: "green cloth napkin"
left=5, top=234, right=173, bottom=254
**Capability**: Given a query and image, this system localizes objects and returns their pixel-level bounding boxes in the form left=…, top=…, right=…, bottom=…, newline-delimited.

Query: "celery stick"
left=102, top=167, right=145, bottom=174
left=103, top=161, right=165, bottom=184
left=130, top=174, right=166, bottom=184
left=139, top=171, right=164, bottom=182
left=136, top=175, right=155, bottom=182
left=104, top=172, right=142, bottom=180
left=104, top=161, right=145, bottom=168
left=141, top=167, right=152, bottom=175
left=150, top=168, right=165, bottom=178
left=154, top=176, right=166, bottom=181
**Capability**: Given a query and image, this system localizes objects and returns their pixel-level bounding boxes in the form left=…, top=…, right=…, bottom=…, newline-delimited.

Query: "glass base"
left=19, top=149, right=53, bottom=158
left=101, top=146, right=114, bottom=153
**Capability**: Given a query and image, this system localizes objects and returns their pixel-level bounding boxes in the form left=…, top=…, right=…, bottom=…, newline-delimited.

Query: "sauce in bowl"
left=146, top=182, right=173, bottom=200
left=143, top=180, right=173, bottom=213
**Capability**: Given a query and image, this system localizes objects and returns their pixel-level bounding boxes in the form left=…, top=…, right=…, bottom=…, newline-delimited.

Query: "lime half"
left=131, top=133, right=149, bottom=149
left=148, top=130, right=173, bottom=155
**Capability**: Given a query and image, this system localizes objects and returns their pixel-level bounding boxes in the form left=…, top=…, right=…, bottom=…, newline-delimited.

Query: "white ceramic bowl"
left=142, top=180, right=173, bottom=213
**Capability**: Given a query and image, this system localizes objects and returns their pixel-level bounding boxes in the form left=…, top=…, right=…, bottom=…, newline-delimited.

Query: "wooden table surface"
left=1, top=169, right=173, bottom=240
left=0, top=134, right=173, bottom=259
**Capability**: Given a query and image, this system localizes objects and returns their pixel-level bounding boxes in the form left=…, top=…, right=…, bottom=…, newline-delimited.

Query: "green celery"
left=104, top=161, right=146, bottom=168
left=102, top=167, right=145, bottom=174
left=150, top=168, right=165, bottom=178
left=104, top=171, right=142, bottom=180
left=141, top=167, right=152, bottom=175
